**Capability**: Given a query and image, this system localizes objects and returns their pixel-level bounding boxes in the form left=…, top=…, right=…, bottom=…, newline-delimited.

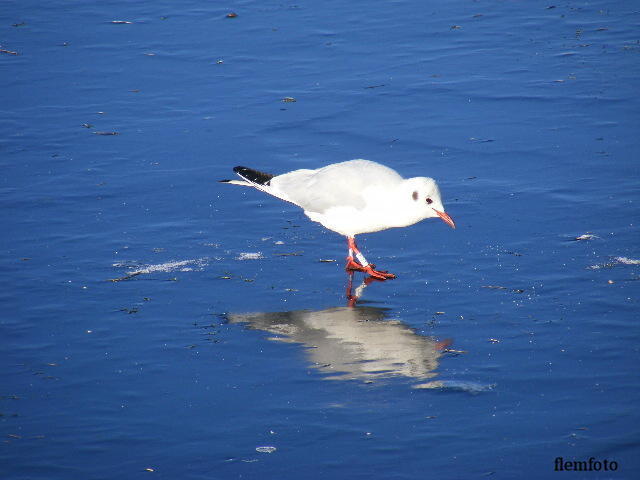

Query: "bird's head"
left=404, top=177, right=456, bottom=229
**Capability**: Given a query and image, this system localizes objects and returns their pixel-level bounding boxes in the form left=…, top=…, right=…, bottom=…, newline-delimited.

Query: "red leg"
left=344, top=237, right=396, bottom=280
left=345, top=271, right=357, bottom=307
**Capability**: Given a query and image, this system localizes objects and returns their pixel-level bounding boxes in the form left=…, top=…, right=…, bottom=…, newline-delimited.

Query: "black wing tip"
left=219, top=179, right=232, bottom=183
left=233, top=166, right=274, bottom=186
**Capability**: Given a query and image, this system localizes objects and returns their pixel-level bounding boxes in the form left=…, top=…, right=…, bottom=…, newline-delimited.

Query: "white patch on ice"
left=255, top=446, right=276, bottom=454
left=616, top=256, right=640, bottom=265
left=236, top=252, right=264, bottom=260
left=588, top=256, right=640, bottom=269
left=114, top=258, right=209, bottom=275
left=575, top=234, right=599, bottom=241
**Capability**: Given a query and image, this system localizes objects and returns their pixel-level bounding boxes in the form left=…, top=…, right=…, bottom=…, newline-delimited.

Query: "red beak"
left=434, top=209, right=456, bottom=229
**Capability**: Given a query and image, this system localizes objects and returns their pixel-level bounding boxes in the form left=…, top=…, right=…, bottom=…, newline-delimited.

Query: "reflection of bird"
left=225, top=306, right=449, bottom=383
left=221, top=159, right=455, bottom=279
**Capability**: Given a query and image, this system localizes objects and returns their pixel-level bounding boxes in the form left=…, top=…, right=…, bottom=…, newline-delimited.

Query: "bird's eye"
left=426, top=198, right=433, bottom=205
left=412, top=191, right=418, bottom=201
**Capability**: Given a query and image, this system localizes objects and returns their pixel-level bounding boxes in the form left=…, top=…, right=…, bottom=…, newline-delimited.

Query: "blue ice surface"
left=1, top=1, right=639, bottom=479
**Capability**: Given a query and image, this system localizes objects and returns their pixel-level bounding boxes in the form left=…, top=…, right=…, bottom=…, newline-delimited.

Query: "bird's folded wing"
left=271, top=160, right=403, bottom=214
left=271, top=169, right=367, bottom=213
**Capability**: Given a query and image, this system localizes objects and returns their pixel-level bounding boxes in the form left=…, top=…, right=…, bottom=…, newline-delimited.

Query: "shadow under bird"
left=220, top=159, right=455, bottom=279
left=225, top=305, right=448, bottom=384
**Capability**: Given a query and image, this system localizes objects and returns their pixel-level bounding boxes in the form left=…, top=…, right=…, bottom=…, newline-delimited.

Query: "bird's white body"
left=226, top=159, right=449, bottom=237
left=223, top=159, right=455, bottom=279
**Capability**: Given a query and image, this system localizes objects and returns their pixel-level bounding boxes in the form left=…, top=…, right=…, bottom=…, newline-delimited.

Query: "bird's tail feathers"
left=219, top=179, right=252, bottom=186
left=233, top=166, right=274, bottom=186
left=221, top=165, right=293, bottom=205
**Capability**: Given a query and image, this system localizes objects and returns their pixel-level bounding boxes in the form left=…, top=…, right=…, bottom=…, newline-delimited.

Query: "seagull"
left=220, top=159, right=455, bottom=280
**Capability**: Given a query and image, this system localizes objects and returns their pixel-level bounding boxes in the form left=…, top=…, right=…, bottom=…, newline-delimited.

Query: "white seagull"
left=220, top=159, right=455, bottom=280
